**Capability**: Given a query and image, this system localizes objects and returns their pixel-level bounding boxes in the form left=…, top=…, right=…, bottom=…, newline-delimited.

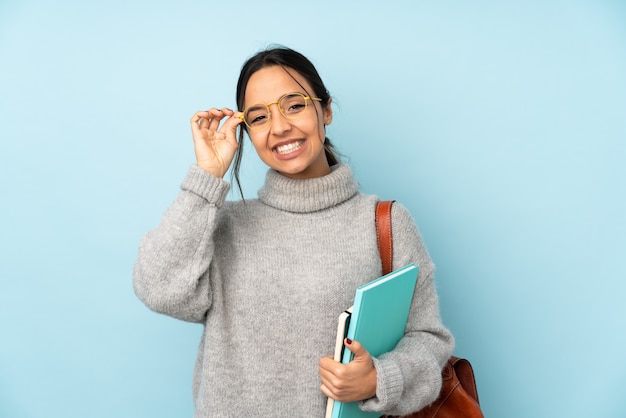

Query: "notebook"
left=329, top=263, right=419, bottom=418
left=325, top=307, right=353, bottom=418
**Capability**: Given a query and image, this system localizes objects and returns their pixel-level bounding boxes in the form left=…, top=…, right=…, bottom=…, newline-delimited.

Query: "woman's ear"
left=323, top=98, right=333, bottom=125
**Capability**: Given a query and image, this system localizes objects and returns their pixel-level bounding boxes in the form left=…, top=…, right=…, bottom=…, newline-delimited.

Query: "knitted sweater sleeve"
left=132, top=165, right=230, bottom=323
left=361, top=202, right=455, bottom=416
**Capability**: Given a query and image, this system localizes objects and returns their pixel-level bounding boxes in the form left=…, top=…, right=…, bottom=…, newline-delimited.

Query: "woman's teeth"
left=275, top=141, right=303, bottom=155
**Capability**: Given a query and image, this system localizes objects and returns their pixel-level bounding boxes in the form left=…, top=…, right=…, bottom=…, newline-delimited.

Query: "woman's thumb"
left=345, top=338, right=368, bottom=360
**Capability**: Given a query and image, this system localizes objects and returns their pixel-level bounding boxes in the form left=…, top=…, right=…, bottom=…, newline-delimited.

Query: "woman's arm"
left=132, top=165, right=230, bottom=323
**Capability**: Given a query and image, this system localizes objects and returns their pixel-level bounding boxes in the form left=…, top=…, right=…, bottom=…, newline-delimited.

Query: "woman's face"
left=243, top=65, right=332, bottom=179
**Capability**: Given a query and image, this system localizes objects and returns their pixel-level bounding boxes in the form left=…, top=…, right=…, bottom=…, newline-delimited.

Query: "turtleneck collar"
left=257, top=163, right=359, bottom=213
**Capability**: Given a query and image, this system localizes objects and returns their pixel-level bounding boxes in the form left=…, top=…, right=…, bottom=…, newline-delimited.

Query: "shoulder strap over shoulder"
left=375, top=200, right=395, bottom=275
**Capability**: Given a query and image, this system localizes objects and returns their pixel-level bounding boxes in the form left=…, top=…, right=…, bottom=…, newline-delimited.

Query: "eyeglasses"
left=239, top=92, right=322, bottom=130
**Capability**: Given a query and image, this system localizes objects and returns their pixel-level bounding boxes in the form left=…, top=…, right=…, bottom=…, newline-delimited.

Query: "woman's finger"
left=199, top=117, right=211, bottom=129
left=190, top=111, right=210, bottom=134
left=191, top=108, right=238, bottom=139
left=206, top=107, right=234, bottom=130
left=220, top=111, right=243, bottom=133
left=208, top=108, right=223, bottom=131
left=216, top=112, right=243, bottom=148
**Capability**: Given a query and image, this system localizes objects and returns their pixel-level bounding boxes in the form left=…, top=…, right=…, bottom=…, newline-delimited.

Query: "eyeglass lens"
left=244, top=93, right=309, bottom=128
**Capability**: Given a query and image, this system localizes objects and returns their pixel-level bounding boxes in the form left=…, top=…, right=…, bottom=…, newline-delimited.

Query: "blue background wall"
left=1, top=1, right=625, bottom=417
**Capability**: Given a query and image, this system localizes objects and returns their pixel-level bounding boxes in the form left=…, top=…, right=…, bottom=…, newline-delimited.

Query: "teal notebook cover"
left=330, top=263, right=419, bottom=418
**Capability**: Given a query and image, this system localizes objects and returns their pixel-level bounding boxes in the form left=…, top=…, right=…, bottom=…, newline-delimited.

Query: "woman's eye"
left=287, top=103, right=305, bottom=112
left=283, top=101, right=306, bottom=114
left=281, top=94, right=307, bottom=114
left=248, top=113, right=267, bottom=125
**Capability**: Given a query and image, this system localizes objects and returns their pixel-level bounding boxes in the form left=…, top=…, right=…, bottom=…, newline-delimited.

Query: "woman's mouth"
left=275, top=140, right=304, bottom=155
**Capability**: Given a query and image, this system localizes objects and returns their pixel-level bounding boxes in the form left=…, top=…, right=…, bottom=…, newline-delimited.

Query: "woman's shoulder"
left=356, top=194, right=416, bottom=221
left=389, top=200, right=417, bottom=222
left=367, top=196, right=422, bottom=239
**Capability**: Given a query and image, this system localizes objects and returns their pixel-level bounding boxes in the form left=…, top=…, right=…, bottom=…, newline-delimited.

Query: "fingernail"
left=346, top=338, right=352, bottom=345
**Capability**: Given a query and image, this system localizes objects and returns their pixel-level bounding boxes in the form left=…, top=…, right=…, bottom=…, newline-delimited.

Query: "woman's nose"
left=268, top=104, right=291, bottom=134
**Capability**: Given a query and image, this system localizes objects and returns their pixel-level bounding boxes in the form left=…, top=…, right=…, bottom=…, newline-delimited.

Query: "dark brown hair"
left=232, top=46, right=340, bottom=197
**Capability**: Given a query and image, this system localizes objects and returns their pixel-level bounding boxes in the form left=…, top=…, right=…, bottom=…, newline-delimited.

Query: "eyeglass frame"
left=238, top=92, right=323, bottom=130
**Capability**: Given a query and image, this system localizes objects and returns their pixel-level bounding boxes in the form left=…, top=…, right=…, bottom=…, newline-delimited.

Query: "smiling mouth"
left=275, top=140, right=304, bottom=155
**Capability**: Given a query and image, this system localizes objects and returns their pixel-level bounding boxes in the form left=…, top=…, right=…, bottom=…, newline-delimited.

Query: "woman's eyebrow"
left=246, top=103, right=266, bottom=112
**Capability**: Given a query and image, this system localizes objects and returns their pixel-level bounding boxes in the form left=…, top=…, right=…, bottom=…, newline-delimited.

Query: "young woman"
left=133, top=46, right=454, bottom=417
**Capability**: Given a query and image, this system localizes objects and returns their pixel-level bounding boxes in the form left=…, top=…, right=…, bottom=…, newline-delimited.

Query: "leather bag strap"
left=376, top=200, right=395, bottom=275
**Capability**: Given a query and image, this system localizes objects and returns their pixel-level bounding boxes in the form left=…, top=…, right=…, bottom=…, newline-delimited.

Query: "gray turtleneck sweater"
left=133, top=163, right=454, bottom=417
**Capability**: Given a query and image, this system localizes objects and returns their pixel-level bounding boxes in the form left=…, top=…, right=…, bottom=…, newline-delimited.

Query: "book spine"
left=341, top=293, right=363, bottom=364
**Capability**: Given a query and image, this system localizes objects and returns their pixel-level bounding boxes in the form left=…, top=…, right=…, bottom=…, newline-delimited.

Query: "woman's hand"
left=190, top=108, right=243, bottom=178
left=319, top=339, right=378, bottom=402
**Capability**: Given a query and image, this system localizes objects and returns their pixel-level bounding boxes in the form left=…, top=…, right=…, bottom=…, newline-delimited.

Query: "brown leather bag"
left=376, top=201, right=484, bottom=418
